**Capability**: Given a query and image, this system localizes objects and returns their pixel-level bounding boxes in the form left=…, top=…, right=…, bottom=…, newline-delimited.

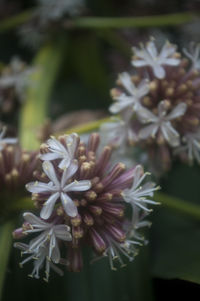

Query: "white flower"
left=109, top=72, right=149, bottom=114
left=38, top=0, right=84, bottom=21
left=137, top=101, right=187, bottom=147
left=0, top=57, right=33, bottom=100
left=26, top=161, right=91, bottom=219
left=183, top=43, right=200, bottom=70
left=40, top=133, right=79, bottom=169
left=22, top=212, right=72, bottom=258
left=14, top=243, right=64, bottom=281
left=175, top=129, right=200, bottom=164
left=132, top=40, right=180, bottom=79
left=121, top=165, right=159, bottom=212
left=14, top=212, right=72, bottom=281
left=0, top=127, right=17, bottom=151
left=100, top=118, right=137, bottom=149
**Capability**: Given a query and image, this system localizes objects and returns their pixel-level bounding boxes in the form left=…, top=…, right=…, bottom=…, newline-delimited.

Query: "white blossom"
left=14, top=212, right=72, bottom=281
left=37, top=0, right=84, bottom=21
left=14, top=243, right=64, bottom=281
left=26, top=161, right=91, bottom=219
left=183, top=43, right=200, bottom=70
left=132, top=40, right=180, bottom=79
left=40, top=133, right=79, bottom=169
left=109, top=72, right=149, bottom=114
left=137, top=101, right=187, bottom=147
left=0, top=57, right=33, bottom=100
left=100, top=118, right=137, bottom=150
left=121, top=165, right=159, bottom=212
left=175, top=129, right=200, bottom=164
left=0, top=127, right=17, bottom=151
left=22, top=212, right=72, bottom=257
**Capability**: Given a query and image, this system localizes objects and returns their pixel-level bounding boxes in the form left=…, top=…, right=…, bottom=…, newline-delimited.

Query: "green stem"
left=0, top=220, right=15, bottom=300
left=0, top=11, right=197, bottom=34
left=71, top=12, right=196, bottom=29
left=56, top=116, right=111, bottom=136
left=19, top=39, right=67, bottom=150
left=0, top=10, right=33, bottom=33
left=155, top=192, right=200, bottom=220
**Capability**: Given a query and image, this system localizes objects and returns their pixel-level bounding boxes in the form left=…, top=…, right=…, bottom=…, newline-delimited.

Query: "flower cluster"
left=101, top=39, right=200, bottom=173
left=0, top=57, right=33, bottom=114
left=0, top=127, right=39, bottom=220
left=13, top=133, right=158, bottom=280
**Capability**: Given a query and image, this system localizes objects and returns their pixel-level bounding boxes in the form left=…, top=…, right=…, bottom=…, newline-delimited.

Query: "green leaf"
left=0, top=220, right=14, bottom=300
left=150, top=162, right=200, bottom=284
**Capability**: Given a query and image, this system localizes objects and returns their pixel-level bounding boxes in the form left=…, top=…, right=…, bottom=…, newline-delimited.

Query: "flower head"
left=14, top=133, right=157, bottom=277
left=107, top=38, right=200, bottom=173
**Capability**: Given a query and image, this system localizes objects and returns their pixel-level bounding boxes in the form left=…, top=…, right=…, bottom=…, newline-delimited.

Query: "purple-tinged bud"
left=68, top=248, right=83, bottom=272
left=83, top=213, right=94, bottom=226
left=89, top=228, right=106, bottom=253
left=105, top=224, right=126, bottom=243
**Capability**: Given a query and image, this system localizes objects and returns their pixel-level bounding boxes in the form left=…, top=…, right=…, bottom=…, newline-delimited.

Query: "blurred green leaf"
left=0, top=220, right=14, bottom=300
left=70, top=34, right=110, bottom=101
left=150, top=163, right=200, bottom=284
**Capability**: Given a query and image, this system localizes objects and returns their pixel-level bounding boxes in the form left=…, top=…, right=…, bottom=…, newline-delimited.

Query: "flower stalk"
left=155, top=192, right=200, bottom=220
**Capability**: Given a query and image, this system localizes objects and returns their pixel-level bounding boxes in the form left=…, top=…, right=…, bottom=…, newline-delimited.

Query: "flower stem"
left=155, top=192, right=200, bottom=220
left=70, top=12, right=196, bottom=29
left=19, top=39, right=67, bottom=150
left=0, top=11, right=196, bottom=33
left=56, top=116, right=111, bottom=136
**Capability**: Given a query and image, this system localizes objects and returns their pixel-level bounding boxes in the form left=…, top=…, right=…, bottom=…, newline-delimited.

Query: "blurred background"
left=1, top=0, right=200, bottom=300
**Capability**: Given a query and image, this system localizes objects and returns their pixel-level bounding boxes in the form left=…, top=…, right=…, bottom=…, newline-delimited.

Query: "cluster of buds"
left=13, top=132, right=158, bottom=281
left=101, top=38, right=200, bottom=173
left=0, top=127, right=39, bottom=220
left=0, top=57, right=33, bottom=114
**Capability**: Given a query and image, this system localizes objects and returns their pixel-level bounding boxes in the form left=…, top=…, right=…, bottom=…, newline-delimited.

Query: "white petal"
left=132, top=60, right=148, bottom=67
left=40, top=192, right=60, bottom=219
left=58, top=158, right=71, bottom=169
left=26, top=181, right=54, bottom=193
left=65, top=133, right=79, bottom=158
left=153, top=65, right=165, bottom=79
left=63, top=180, right=91, bottom=192
left=51, top=242, right=60, bottom=263
left=161, top=122, right=180, bottom=146
left=119, top=72, right=137, bottom=95
left=164, top=58, right=180, bottom=66
left=54, top=225, right=72, bottom=241
left=23, top=212, right=49, bottom=228
left=40, top=152, right=61, bottom=161
left=136, top=105, right=158, bottom=123
left=139, top=124, right=159, bottom=139
left=61, top=161, right=78, bottom=187
left=42, top=161, right=60, bottom=186
left=167, top=103, right=187, bottom=120
left=147, top=41, right=158, bottom=58
left=61, top=192, right=78, bottom=217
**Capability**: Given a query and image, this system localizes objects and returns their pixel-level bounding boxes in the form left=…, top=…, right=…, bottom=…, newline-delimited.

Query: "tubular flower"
left=103, top=39, right=200, bottom=173
left=14, top=133, right=157, bottom=279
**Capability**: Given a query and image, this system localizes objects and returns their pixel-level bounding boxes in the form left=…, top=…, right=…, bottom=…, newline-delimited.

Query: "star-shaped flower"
left=137, top=101, right=187, bottom=147
left=109, top=72, right=149, bottom=114
left=132, top=40, right=180, bottom=79
left=26, top=161, right=91, bottom=219
left=40, top=133, right=79, bottom=169
left=121, top=165, right=159, bottom=212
